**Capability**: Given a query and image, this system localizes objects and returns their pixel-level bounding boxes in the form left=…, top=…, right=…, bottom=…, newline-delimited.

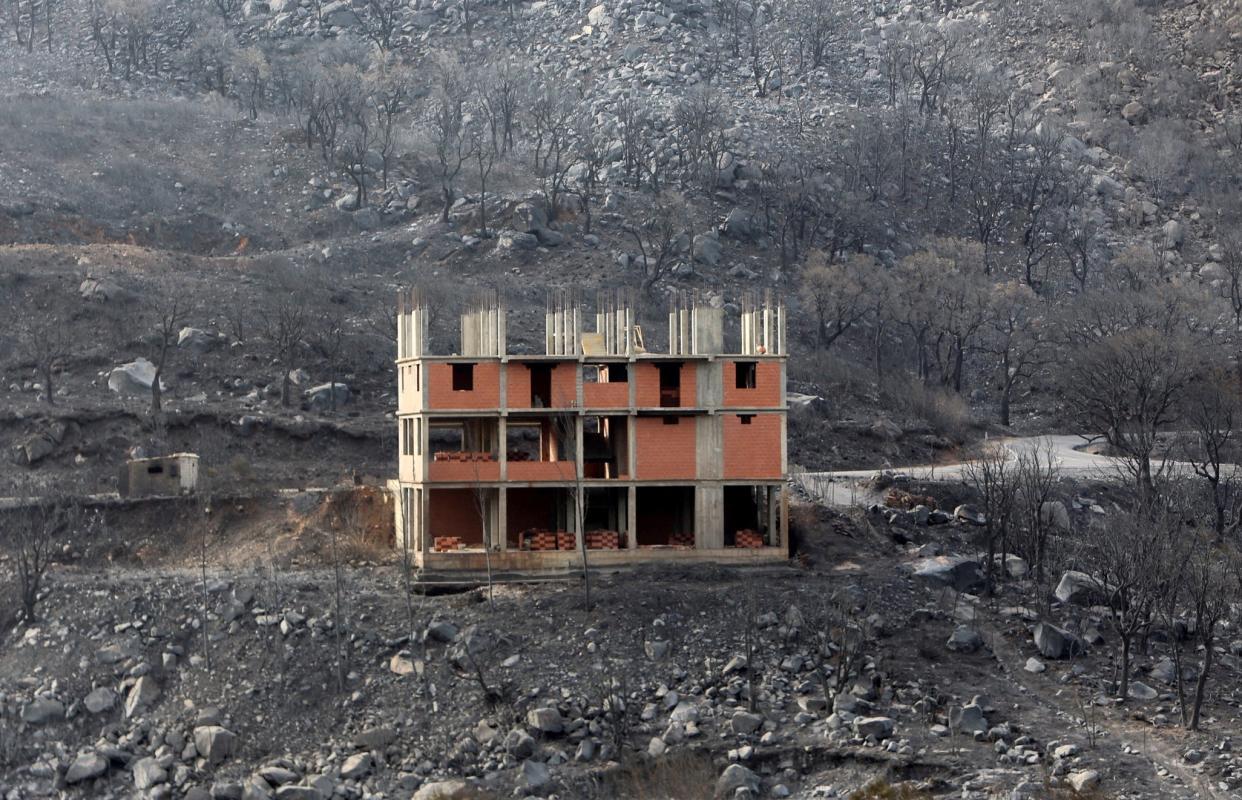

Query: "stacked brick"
left=669, top=531, right=694, bottom=548
left=734, top=529, right=765, bottom=548
left=432, top=451, right=497, bottom=462
left=557, top=532, right=577, bottom=550
left=433, top=536, right=465, bottom=551
left=585, top=530, right=621, bottom=550
left=526, top=531, right=560, bottom=551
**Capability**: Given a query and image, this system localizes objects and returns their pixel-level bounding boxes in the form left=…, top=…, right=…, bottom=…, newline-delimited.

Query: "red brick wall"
left=507, top=461, right=576, bottom=481
left=427, top=362, right=502, bottom=410
left=583, top=381, right=629, bottom=409
left=634, top=417, right=696, bottom=479
left=634, top=362, right=697, bottom=408
left=428, top=461, right=501, bottom=482
left=428, top=488, right=483, bottom=544
left=721, top=360, right=783, bottom=408
left=722, top=413, right=783, bottom=479
left=506, top=362, right=578, bottom=409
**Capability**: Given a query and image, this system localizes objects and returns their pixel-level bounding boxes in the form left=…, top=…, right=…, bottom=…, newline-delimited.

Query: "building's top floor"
left=395, top=288, right=786, bottom=364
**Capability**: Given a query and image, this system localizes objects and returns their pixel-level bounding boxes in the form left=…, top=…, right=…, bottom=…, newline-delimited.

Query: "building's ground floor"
left=389, top=480, right=788, bottom=571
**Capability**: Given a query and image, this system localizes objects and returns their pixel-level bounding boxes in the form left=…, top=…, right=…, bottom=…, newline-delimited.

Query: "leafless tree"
left=1081, top=510, right=1172, bottom=701
left=1014, top=441, right=1059, bottom=589
left=468, top=116, right=496, bottom=238
left=1181, top=538, right=1236, bottom=729
left=799, top=251, right=873, bottom=351
left=573, top=108, right=610, bottom=236
left=624, top=195, right=688, bottom=296
left=982, top=281, right=1049, bottom=426
left=1181, top=368, right=1242, bottom=540
left=351, top=0, right=403, bottom=52
left=671, top=86, right=731, bottom=192
left=528, top=79, right=579, bottom=222
left=426, top=52, right=471, bottom=223
left=309, top=307, right=347, bottom=412
left=6, top=486, right=82, bottom=623
left=552, top=407, right=590, bottom=611
left=22, top=313, right=69, bottom=406
left=149, top=297, right=188, bottom=417
left=963, top=444, right=1017, bottom=594
left=1062, top=327, right=1200, bottom=506
left=263, top=298, right=308, bottom=408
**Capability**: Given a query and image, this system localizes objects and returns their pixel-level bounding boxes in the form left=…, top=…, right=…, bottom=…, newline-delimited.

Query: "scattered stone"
left=125, top=676, right=160, bottom=718
left=716, top=763, right=760, bottom=796
left=527, top=707, right=564, bottom=734
left=1034, top=622, right=1085, bottom=660
left=21, top=696, right=64, bottom=725
left=1067, top=770, right=1101, bottom=792
left=194, top=726, right=238, bottom=764
left=946, top=626, right=984, bottom=654
left=853, top=716, right=895, bottom=740
left=65, top=751, right=108, bottom=783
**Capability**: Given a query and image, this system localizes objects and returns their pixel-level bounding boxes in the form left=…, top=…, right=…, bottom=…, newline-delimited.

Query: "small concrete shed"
left=118, top=453, right=199, bottom=498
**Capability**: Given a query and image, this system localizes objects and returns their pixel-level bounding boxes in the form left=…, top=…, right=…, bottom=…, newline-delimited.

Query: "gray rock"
left=869, top=418, right=902, bottom=441
left=303, top=382, right=350, bottom=410
left=520, top=760, right=550, bottom=790
left=340, top=752, right=372, bottom=780
left=65, top=751, right=108, bottom=783
left=132, top=756, right=167, bottom=790
left=953, top=504, right=986, bottom=525
left=950, top=703, right=987, bottom=735
left=946, top=626, right=984, bottom=654
left=645, top=639, right=671, bottom=661
left=1067, top=770, right=1100, bottom=792
left=497, top=231, right=539, bottom=251
left=1121, top=100, right=1147, bottom=124
left=913, top=557, right=986, bottom=595
left=125, top=676, right=160, bottom=718
left=1024, top=657, right=1046, bottom=673
left=1040, top=501, right=1070, bottom=531
left=1054, top=571, right=1107, bottom=606
left=84, top=687, right=117, bottom=714
left=352, top=727, right=397, bottom=750
left=854, top=716, right=895, bottom=740
left=413, top=781, right=469, bottom=800
left=721, top=207, right=756, bottom=240
left=731, top=710, right=763, bottom=734
left=1034, top=622, right=1084, bottom=659
left=1128, top=681, right=1158, bottom=701
left=527, top=707, right=564, bottom=734
left=693, top=233, right=722, bottom=266
left=513, top=201, right=548, bottom=233
left=80, top=277, right=130, bottom=302
left=274, top=788, right=323, bottom=800
left=716, top=763, right=760, bottom=796
left=193, top=726, right=238, bottom=764
left=425, top=619, right=458, bottom=643
left=178, top=327, right=219, bottom=352
left=21, top=696, right=64, bottom=725
left=506, top=729, right=536, bottom=758
left=108, top=358, right=163, bottom=397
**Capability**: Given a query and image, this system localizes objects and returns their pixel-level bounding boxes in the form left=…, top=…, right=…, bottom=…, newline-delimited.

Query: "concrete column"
left=497, top=486, right=508, bottom=551
left=767, top=485, right=778, bottom=547
left=626, top=485, right=637, bottom=549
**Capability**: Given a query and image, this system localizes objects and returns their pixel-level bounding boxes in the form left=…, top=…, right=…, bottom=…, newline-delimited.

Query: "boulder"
left=497, top=231, right=539, bottom=251
left=1162, top=219, right=1185, bottom=250
left=520, top=760, right=550, bottom=791
left=950, top=703, right=987, bottom=735
left=12, top=433, right=56, bottom=466
left=1128, top=681, right=1158, bottom=701
left=339, top=752, right=372, bottom=780
left=425, top=619, right=458, bottom=643
left=132, top=757, right=167, bottom=790
left=1040, top=500, right=1070, bottom=531
left=21, top=696, right=65, bottom=724
left=84, top=687, right=117, bottom=714
left=193, top=726, right=238, bottom=764
left=715, top=764, right=760, bottom=796
left=108, top=358, right=163, bottom=397
left=125, top=676, right=160, bottom=718
left=946, top=626, right=984, bottom=654
left=1067, top=771, right=1100, bottom=792
left=853, top=716, right=895, bottom=740
left=731, top=710, right=763, bottom=734
left=178, top=327, right=218, bottom=352
left=721, top=207, right=756, bottom=240
left=587, top=3, right=611, bottom=25
left=527, top=707, right=564, bottom=734
left=79, top=277, right=129, bottom=302
left=1121, top=101, right=1147, bottom=124
left=692, top=233, right=722, bottom=266
left=1054, top=571, right=1107, bottom=606
left=1034, top=622, right=1084, bottom=659
left=512, top=201, right=548, bottom=233
left=1024, top=657, right=1046, bottom=673
left=303, top=382, right=350, bottom=410
left=65, top=751, right=108, bottom=783
left=913, top=557, right=986, bottom=594
left=414, top=781, right=470, bottom=800
left=953, top=504, right=986, bottom=526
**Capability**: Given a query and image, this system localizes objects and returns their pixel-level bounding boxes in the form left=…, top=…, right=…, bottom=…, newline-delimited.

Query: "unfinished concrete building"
left=389, top=288, right=788, bottom=574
